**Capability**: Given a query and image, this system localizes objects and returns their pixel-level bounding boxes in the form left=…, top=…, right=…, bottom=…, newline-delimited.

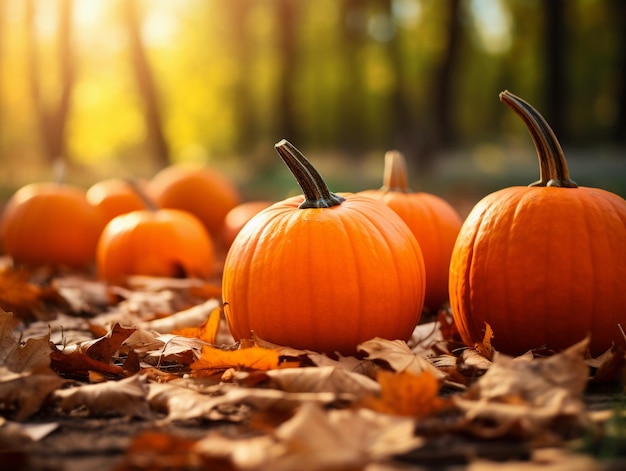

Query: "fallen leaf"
left=54, top=374, right=153, bottom=418
left=194, top=402, right=423, bottom=470
left=172, top=304, right=222, bottom=344
left=0, top=311, right=65, bottom=421
left=191, top=345, right=286, bottom=376
left=238, top=365, right=381, bottom=397
left=475, top=322, right=494, bottom=360
left=358, top=369, right=449, bottom=418
left=454, top=338, right=590, bottom=438
left=358, top=338, right=446, bottom=379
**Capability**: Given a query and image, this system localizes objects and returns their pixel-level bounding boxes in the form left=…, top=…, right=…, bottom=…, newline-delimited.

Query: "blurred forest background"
left=0, top=0, right=625, bottom=210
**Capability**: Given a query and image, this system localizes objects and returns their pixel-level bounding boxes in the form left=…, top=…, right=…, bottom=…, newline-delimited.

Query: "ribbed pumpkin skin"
left=361, top=190, right=462, bottom=311
left=449, top=185, right=626, bottom=356
left=96, top=209, right=215, bottom=283
left=223, top=194, right=426, bottom=355
left=222, top=201, right=273, bottom=248
left=148, top=165, right=240, bottom=237
left=1, top=183, right=105, bottom=269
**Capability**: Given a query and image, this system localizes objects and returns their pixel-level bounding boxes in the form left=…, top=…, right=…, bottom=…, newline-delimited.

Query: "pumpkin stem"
left=499, top=91, right=577, bottom=188
left=275, top=139, right=345, bottom=209
left=381, top=150, right=412, bottom=193
left=124, top=178, right=159, bottom=212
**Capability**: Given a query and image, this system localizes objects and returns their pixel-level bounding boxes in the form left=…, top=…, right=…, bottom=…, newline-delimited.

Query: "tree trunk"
left=124, top=0, right=170, bottom=168
left=275, top=0, right=299, bottom=143
left=543, top=0, right=566, bottom=141
left=611, top=0, right=626, bottom=145
left=25, top=0, right=75, bottom=165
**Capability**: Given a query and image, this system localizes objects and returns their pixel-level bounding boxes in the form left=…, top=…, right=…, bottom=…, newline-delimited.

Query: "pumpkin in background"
left=222, top=140, right=425, bottom=355
left=96, top=203, right=215, bottom=284
left=449, top=91, right=626, bottom=356
left=222, top=200, right=273, bottom=248
left=147, top=164, right=240, bottom=240
left=86, top=178, right=146, bottom=223
left=360, top=151, right=462, bottom=311
left=0, top=183, right=105, bottom=269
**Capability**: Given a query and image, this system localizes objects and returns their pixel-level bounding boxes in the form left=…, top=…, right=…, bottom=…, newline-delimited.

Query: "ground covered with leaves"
left=1, top=262, right=626, bottom=470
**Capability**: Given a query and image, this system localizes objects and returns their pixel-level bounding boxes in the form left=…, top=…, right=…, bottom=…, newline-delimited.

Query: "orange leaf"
left=172, top=306, right=221, bottom=344
left=191, top=345, right=282, bottom=375
left=359, top=369, right=448, bottom=418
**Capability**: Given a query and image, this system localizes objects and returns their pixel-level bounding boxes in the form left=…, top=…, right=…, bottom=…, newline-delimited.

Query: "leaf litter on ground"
left=0, top=266, right=624, bottom=469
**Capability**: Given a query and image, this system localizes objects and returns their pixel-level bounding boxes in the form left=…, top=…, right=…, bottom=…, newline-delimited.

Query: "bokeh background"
left=1, top=0, right=625, bottom=215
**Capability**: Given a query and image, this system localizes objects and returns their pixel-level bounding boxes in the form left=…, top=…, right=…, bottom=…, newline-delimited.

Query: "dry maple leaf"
left=194, top=402, right=423, bottom=470
left=54, top=374, right=153, bottom=418
left=191, top=345, right=289, bottom=377
left=0, top=268, right=65, bottom=322
left=358, top=369, right=449, bottom=418
left=50, top=323, right=139, bottom=380
left=171, top=304, right=222, bottom=344
left=359, top=337, right=446, bottom=380
left=0, top=311, right=66, bottom=421
left=454, top=338, right=590, bottom=438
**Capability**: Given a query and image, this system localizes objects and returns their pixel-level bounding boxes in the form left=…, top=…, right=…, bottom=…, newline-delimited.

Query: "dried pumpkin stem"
left=381, top=150, right=412, bottom=193
left=124, top=178, right=159, bottom=212
left=499, top=90, right=577, bottom=188
left=275, top=139, right=345, bottom=209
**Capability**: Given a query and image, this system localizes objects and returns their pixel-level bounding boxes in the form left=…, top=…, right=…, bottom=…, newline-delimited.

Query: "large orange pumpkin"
left=449, top=91, right=626, bottom=356
left=0, top=183, right=105, bottom=269
left=222, top=140, right=426, bottom=355
left=147, top=164, right=240, bottom=239
left=96, top=205, right=215, bottom=284
left=360, top=151, right=462, bottom=311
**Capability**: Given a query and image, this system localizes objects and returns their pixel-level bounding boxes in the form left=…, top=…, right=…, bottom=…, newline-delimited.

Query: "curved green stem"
left=274, top=139, right=345, bottom=209
left=381, top=150, right=412, bottom=193
left=499, top=90, right=577, bottom=188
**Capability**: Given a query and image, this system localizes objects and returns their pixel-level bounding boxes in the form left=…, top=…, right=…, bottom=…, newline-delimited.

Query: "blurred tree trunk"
left=275, top=0, right=299, bottom=143
left=338, top=0, right=367, bottom=152
left=228, top=0, right=256, bottom=153
left=543, top=0, right=566, bottom=141
left=612, top=0, right=626, bottom=145
left=426, top=0, right=462, bottom=169
left=124, top=0, right=170, bottom=168
left=25, top=0, right=75, bottom=166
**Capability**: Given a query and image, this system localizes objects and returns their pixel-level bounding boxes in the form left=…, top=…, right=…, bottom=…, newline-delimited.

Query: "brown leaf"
left=50, top=323, right=138, bottom=380
left=455, top=338, right=590, bottom=438
left=54, top=374, right=152, bottom=418
left=358, top=337, right=446, bottom=380
left=474, top=322, right=494, bottom=360
left=0, top=311, right=65, bottom=421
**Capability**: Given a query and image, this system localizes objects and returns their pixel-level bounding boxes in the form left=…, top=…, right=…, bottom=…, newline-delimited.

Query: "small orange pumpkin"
left=0, top=183, right=105, bottom=269
left=449, top=91, right=626, bottom=356
left=222, top=200, right=273, bottom=248
left=222, top=140, right=426, bottom=355
left=360, top=151, right=462, bottom=311
left=96, top=193, right=215, bottom=283
left=86, top=178, right=147, bottom=223
left=147, top=164, right=240, bottom=239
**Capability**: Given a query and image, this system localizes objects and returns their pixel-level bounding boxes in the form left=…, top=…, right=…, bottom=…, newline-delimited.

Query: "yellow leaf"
left=475, top=322, right=494, bottom=360
left=358, top=369, right=449, bottom=418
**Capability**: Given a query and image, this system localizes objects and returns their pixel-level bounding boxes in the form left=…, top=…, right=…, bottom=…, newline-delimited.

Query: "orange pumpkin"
left=86, top=178, right=146, bottom=223
left=96, top=205, right=215, bottom=284
left=222, top=200, right=273, bottom=248
left=147, top=164, right=240, bottom=238
left=222, top=140, right=426, bottom=355
left=360, top=151, right=462, bottom=311
left=0, top=183, right=105, bottom=269
left=449, top=91, right=626, bottom=356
